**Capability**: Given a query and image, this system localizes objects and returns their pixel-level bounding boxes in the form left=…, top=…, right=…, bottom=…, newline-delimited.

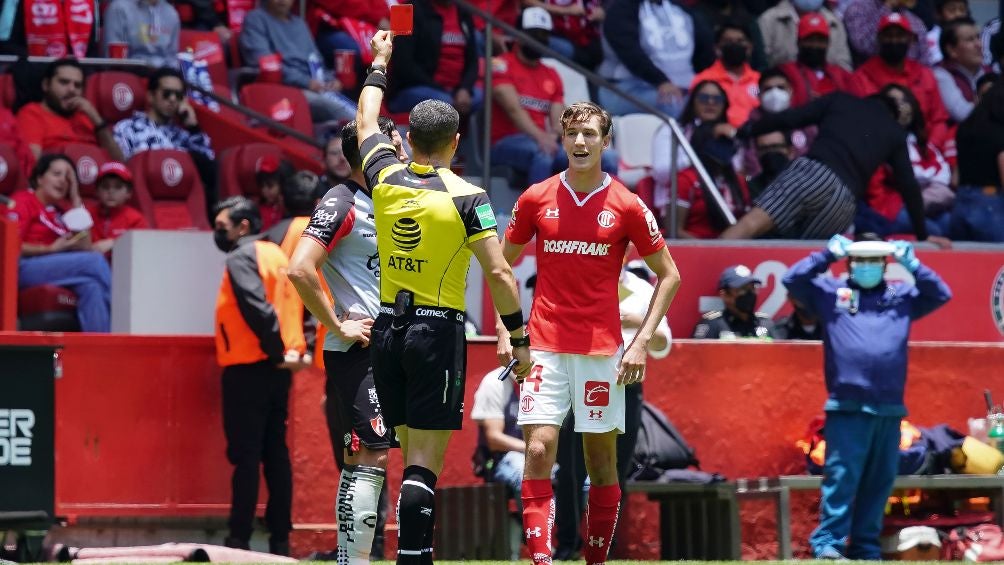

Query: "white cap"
left=881, top=526, right=941, bottom=553
left=847, top=241, right=895, bottom=258
left=521, top=7, right=553, bottom=31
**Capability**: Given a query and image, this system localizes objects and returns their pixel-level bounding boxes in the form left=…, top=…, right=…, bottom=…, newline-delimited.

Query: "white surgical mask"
left=760, top=87, right=791, bottom=113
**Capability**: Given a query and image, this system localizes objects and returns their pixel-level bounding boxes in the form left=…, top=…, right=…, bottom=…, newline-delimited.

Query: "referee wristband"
left=500, top=311, right=523, bottom=332
left=363, top=70, right=388, bottom=91
left=510, top=335, right=530, bottom=348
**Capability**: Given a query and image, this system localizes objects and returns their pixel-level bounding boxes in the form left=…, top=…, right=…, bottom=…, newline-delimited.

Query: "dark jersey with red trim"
left=505, top=172, right=666, bottom=356
left=301, top=180, right=380, bottom=352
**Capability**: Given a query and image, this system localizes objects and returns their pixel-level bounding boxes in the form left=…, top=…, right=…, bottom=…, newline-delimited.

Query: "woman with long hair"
left=9, top=153, right=112, bottom=331
left=857, top=84, right=953, bottom=237
left=651, top=80, right=735, bottom=214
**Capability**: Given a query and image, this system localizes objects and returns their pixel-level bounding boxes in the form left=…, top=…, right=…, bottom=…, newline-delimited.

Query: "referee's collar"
left=408, top=161, right=440, bottom=176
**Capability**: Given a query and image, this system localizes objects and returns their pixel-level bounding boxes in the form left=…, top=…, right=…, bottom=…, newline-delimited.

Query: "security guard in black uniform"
left=692, top=265, right=780, bottom=340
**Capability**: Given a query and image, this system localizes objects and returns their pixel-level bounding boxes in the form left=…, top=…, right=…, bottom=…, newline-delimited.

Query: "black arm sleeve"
left=888, top=141, right=929, bottom=240
left=749, top=93, right=831, bottom=137
left=453, top=191, right=498, bottom=238
left=360, top=133, right=405, bottom=190
left=603, top=0, right=669, bottom=86
left=226, top=246, right=285, bottom=363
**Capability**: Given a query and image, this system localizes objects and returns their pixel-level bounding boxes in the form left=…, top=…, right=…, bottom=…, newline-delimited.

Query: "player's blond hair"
left=560, top=102, right=612, bottom=137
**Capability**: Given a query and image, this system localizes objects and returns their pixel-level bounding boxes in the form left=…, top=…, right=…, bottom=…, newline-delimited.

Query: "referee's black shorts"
left=371, top=309, right=467, bottom=430
left=323, top=344, right=397, bottom=462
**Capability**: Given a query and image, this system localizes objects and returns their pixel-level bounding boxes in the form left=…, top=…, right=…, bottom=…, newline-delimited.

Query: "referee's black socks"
left=397, top=465, right=437, bottom=565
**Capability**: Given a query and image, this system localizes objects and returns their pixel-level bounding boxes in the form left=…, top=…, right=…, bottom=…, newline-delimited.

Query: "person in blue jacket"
left=783, top=234, right=952, bottom=560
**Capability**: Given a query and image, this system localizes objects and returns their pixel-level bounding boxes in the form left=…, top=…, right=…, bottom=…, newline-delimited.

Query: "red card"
left=390, top=4, right=413, bottom=36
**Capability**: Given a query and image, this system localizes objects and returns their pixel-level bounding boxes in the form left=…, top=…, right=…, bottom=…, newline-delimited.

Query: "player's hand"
left=512, top=345, right=533, bottom=381
left=335, top=318, right=374, bottom=346
left=891, top=240, right=921, bottom=272
left=496, top=331, right=514, bottom=367
left=370, top=30, right=394, bottom=65
left=616, top=342, right=647, bottom=386
left=826, top=234, right=852, bottom=260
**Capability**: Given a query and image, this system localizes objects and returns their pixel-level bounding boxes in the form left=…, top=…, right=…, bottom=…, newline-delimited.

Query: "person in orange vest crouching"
left=212, top=195, right=310, bottom=556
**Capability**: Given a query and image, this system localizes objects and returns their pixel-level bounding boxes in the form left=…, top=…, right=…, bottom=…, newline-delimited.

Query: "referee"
left=356, top=30, right=534, bottom=565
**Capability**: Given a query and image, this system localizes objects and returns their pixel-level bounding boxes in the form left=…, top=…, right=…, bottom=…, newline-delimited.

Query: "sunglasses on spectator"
left=159, top=88, right=185, bottom=100
left=695, top=93, right=726, bottom=105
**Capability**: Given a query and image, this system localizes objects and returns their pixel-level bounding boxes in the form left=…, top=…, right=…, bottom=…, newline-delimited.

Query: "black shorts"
left=371, top=311, right=467, bottom=430
left=324, top=344, right=397, bottom=458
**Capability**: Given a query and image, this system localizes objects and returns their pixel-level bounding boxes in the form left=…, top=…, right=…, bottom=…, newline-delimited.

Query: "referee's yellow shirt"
left=361, top=133, right=498, bottom=311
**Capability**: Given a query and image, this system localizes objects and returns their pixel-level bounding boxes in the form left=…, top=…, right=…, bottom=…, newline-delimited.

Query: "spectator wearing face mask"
left=779, top=14, right=856, bottom=107
left=747, top=130, right=796, bottom=199
left=692, top=264, right=780, bottom=340
left=758, top=0, right=851, bottom=69
left=692, top=0, right=768, bottom=70
left=934, top=17, right=990, bottom=123
left=843, top=0, right=929, bottom=64
left=740, top=69, right=812, bottom=177
left=852, top=13, right=951, bottom=149
left=691, top=21, right=762, bottom=127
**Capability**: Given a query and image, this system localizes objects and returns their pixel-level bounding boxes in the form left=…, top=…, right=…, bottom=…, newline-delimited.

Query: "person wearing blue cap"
left=692, top=264, right=780, bottom=339
left=783, top=234, right=952, bottom=560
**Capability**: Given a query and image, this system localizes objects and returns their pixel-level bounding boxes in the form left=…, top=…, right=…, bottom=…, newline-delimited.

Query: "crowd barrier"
left=0, top=333, right=999, bottom=558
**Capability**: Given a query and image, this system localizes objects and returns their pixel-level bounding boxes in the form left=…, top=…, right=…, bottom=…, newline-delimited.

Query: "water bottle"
left=308, top=53, right=325, bottom=83
left=987, top=410, right=1004, bottom=454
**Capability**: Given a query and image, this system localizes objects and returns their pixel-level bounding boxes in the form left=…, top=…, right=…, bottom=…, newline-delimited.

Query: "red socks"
left=521, top=478, right=554, bottom=564
left=583, top=483, right=621, bottom=565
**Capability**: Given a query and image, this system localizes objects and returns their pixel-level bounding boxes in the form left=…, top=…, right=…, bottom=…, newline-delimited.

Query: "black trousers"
left=555, top=382, right=643, bottom=554
left=222, top=361, right=293, bottom=543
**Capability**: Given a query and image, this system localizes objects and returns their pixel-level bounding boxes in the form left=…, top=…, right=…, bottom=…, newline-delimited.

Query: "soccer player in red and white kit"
left=497, top=101, right=681, bottom=565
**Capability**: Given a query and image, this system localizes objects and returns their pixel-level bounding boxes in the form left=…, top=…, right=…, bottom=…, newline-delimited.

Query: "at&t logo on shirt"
left=543, top=239, right=611, bottom=256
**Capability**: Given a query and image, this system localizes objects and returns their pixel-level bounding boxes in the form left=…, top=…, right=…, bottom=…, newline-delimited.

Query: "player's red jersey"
left=506, top=172, right=665, bottom=356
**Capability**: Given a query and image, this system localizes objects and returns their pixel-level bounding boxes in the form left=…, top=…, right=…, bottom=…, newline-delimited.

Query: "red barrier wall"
left=1, top=332, right=999, bottom=558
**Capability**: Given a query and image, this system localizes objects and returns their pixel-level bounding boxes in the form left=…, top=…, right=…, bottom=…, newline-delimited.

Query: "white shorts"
left=516, top=348, right=625, bottom=433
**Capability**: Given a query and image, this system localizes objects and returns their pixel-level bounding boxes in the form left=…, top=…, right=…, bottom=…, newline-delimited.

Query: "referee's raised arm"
left=357, top=30, right=394, bottom=144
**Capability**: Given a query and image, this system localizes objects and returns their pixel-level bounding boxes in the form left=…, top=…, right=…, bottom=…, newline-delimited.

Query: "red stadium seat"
left=18, top=284, right=80, bottom=332
left=179, top=29, right=229, bottom=86
left=47, top=143, right=112, bottom=202
left=0, top=144, right=25, bottom=196
left=0, top=73, right=15, bottom=108
left=84, top=71, right=147, bottom=124
left=217, top=142, right=284, bottom=199
left=239, top=83, right=313, bottom=138
left=128, top=149, right=210, bottom=230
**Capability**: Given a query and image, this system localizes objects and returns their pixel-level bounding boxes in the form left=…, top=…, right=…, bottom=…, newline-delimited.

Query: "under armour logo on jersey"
left=544, top=208, right=559, bottom=218
left=526, top=527, right=542, bottom=538
left=589, top=536, right=605, bottom=547
left=420, top=507, right=432, bottom=516
left=588, top=410, right=603, bottom=419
